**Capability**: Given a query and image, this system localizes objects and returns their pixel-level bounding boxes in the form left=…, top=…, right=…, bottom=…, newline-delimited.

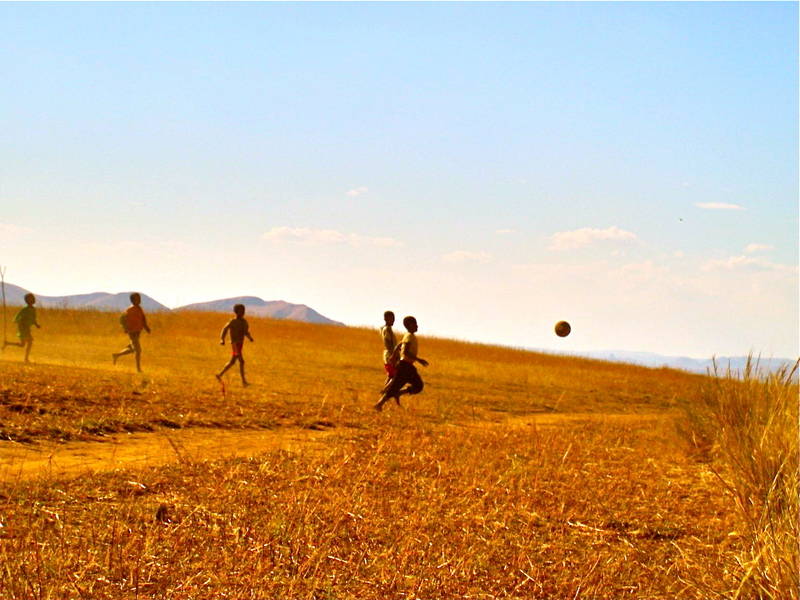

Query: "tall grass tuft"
left=681, top=356, right=799, bottom=599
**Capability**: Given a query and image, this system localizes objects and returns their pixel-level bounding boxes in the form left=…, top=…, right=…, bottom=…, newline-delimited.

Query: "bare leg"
left=375, top=389, right=403, bottom=411
left=134, top=349, right=142, bottom=373
left=376, top=377, right=404, bottom=411
left=23, top=339, right=33, bottom=363
left=217, top=356, right=237, bottom=379
left=384, top=378, right=401, bottom=405
left=376, top=366, right=421, bottom=411
left=374, top=391, right=391, bottom=411
left=238, top=357, right=248, bottom=386
left=3, top=340, right=23, bottom=350
left=112, top=344, right=134, bottom=365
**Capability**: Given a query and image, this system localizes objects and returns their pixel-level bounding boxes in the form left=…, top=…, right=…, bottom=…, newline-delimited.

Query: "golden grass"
left=3, top=417, right=737, bottom=599
left=679, top=359, right=799, bottom=599
left=0, top=308, right=794, bottom=598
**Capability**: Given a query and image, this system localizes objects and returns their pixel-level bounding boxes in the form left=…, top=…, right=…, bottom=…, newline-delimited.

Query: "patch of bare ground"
left=0, top=423, right=339, bottom=483
left=0, top=412, right=654, bottom=483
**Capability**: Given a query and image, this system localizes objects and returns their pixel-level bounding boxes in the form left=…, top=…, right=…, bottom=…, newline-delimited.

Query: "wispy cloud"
left=442, top=250, right=492, bottom=264
left=346, top=186, right=369, bottom=197
left=695, top=202, right=745, bottom=210
left=548, top=226, right=637, bottom=250
left=744, top=243, right=774, bottom=254
left=262, top=226, right=401, bottom=248
left=702, top=255, right=795, bottom=273
left=495, top=228, right=515, bottom=235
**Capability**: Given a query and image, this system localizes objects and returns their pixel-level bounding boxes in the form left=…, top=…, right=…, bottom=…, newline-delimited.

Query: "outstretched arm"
left=220, top=323, right=230, bottom=344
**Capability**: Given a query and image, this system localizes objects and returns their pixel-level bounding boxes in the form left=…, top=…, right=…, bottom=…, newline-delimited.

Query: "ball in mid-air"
left=554, top=320, right=571, bottom=337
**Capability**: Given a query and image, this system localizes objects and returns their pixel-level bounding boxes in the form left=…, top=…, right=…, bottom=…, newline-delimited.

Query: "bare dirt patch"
left=0, top=412, right=664, bottom=483
left=0, top=425, right=340, bottom=482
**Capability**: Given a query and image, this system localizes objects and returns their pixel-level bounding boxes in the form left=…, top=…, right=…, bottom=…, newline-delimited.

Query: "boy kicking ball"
left=216, top=303, right=254, bottom=387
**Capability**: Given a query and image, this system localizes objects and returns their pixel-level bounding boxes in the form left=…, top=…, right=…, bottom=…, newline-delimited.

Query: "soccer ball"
left=555, top=321, right=571, bottom=337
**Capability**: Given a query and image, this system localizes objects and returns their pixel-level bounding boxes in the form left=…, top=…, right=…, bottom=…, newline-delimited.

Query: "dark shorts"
left=128, top=331, right=141, bottom=353
left=384, top=360, right=423, bottom=398
left=231, top=342, right=244, bottom=357
left=17, top=329, right=33, bottom=343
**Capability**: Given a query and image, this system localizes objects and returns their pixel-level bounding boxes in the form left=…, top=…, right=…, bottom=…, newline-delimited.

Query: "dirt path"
left=0, top=425, right=341, bottom=483
left=0, top=412, right=668, bottom=483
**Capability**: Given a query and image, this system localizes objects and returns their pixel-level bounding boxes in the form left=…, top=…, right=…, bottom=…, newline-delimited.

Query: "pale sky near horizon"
left=1, top=2, right=797, bottom=358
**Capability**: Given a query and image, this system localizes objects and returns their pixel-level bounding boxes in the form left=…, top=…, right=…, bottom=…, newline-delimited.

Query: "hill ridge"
left=1, top=283, right=343, bottom=326
left=174, top=296, right=343, bottom=326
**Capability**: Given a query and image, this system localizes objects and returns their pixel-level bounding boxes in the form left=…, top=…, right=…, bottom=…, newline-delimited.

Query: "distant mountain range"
left=561, top=349, right=797, bottom=377
left=0, top=283, right=343, bottom=326
left=1, top=283, right=170, bottom=312
left=175, top=296, right=343, bottom=326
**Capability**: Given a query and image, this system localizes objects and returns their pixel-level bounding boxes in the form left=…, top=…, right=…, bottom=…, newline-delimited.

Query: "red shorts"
left=384, top=363, right=397, bottom=378
left=231, top=342, right=244, bottom=357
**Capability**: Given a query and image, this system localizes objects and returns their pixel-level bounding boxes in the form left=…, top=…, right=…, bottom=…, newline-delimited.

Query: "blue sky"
left=1, top=2, right=797, bottom=358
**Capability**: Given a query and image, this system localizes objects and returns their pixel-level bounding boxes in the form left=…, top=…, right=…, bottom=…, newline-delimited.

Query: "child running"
left=3, top=293, right=41, bottom=363
left=374, top=315, right=429, bottom=412
left=112, top=292, right=151, bottom=372
left=381, top=310, right=397, bottom=383
left=216, top=303, right=254, bottom=387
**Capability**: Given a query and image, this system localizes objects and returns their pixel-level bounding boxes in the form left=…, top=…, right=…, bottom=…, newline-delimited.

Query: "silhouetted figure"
left=381, top=310, right=397, bottom=383
left=3, top=292, right=40, bottom=363
left=374, top=315, right=429, bottom=412
left=112, top=292, right=151, bottom=372
left=216, top=303, right=254, bottom=387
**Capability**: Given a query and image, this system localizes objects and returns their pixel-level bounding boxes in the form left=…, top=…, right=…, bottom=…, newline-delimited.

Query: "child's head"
left=402, top=316, right=418, bottom=332
left=233, top=304, right=246, bottom=317
left=129, top=292, right=141, bottom=306
left=383, top=310, right=395, bottom=326
left=24, top=293, right=36, bottom=306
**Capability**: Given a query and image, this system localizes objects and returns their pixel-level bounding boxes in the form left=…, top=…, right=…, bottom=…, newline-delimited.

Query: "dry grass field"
left=0, top=308, right=796, bottom=599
